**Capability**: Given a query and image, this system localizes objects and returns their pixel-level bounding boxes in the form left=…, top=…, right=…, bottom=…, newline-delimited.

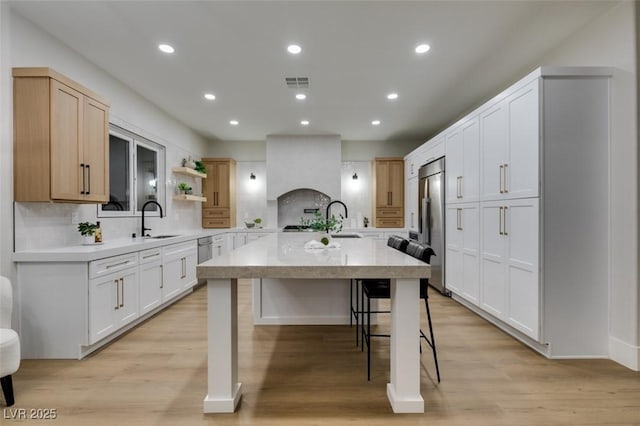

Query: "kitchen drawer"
left=163, top=240, right=197, bottom=259
left=90, top=252, right=139, bottom=279
left=376, top=218, right=404, bottom=228
left=203, top=208, right=230, bottom=218
left=139, top=247, right=162, bottom=264
left=203, top=218, right=231, bottom=228
left=376, top=207, right=403, bottom=217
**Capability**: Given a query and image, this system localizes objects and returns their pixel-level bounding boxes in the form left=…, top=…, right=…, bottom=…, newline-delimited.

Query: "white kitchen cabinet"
left=480, top=79, right=539, bottom=201
left=445, top=117, right=479, bottom=204
left=212, top=234, right=227, bottom=258
left=139, top=248, right=163, bottom=315
left=443, top=67, right=611, bottom=359
left=480, top=198, right=539, bottom=339
left=405, top=177, right=419, bottom=231
left=163, top=241, right=197, bottom=299
left=445, top=203, right=479, bottom=305
left=89, top=256, right=139, bottom=345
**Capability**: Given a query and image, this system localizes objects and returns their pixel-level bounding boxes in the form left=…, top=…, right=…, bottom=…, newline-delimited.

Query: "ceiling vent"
left=285, top=77, right=309, bottom=88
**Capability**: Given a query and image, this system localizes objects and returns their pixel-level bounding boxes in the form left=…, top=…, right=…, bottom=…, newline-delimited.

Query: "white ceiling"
left=9, top=1, right=618, bottom=142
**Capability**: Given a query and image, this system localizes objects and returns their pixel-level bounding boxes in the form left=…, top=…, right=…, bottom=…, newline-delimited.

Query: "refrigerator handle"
left=424, top=197, right=432, bottom=245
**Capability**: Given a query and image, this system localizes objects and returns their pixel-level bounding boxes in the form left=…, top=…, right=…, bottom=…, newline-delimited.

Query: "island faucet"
left=326, top=200, right=348, bottom=232
left=141, top=200, right=164, bottom=237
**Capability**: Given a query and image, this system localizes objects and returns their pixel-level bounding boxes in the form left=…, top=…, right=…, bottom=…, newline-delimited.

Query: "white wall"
left=0, top=2, right=12, bottom=280
left=536, top=1, right=638, bottom=369
left=4, top=9, right=210, bottom=254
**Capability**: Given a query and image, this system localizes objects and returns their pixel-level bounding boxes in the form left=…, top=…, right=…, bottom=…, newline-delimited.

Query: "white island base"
left=198, top=234, right=430, bottom=414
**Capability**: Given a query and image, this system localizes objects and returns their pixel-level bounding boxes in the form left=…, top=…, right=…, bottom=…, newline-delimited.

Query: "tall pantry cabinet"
left=372, top=158, right=404, bottom=228
left=13, top=68, right=109, bottom=203
left=202, top=158, right=236, bottom=228
left=441, top=67, right=611, bottom=358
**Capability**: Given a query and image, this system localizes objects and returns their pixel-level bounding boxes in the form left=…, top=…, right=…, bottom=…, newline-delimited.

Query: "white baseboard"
left=609, top=336, right=640, bottom=371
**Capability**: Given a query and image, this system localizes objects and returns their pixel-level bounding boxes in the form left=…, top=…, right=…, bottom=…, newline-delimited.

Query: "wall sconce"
left=352, top=172, right=358, bottom=180
left=250, top=172, right=256, bottom=180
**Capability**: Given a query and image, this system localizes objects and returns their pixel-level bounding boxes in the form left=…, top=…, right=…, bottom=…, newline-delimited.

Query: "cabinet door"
left=505, top=198, right=539, bottom=339
left=461, top=205, right=480, bottom=304
left=182, top=250, right=198, bottom=290
left=117, top=269, right=139, bottom=327
left=215, top=162, right=231, bottom=208
left=374, top=161, right=390, bottom=207
left=388, top=160, right=404, bottom=208
left=162, top=255, right=185, bottom=301
left=445, top=128, right=462, bottom=204
left=480, top=102, right=507, bottom=201
left=50, top=80, right=83, bottom=201
left=406, top=177, right=419, bottom=231
left=82, top=97, right=109, bottom=203
left=461, top=117, right=480, bottom=202
left=445, top=205, right=463, bottom=294
left=480, top=201, right=506, bottom=318
left=89, top=274, right=119, bottom=344
left=202, top=162, right=218, bottom=208
left=139, top=260, right=163, bottom=315
left=506, top=79, right=539, bottom=199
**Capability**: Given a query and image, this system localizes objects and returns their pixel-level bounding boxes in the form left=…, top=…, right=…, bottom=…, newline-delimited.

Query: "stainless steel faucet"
left=141, top=200, right=164, bottom=237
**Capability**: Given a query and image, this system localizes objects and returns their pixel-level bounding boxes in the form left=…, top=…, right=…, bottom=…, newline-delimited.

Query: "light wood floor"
left=6, top=280, right=640, bottom=425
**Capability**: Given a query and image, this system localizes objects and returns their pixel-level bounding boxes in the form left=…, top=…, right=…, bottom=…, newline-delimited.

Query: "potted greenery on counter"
left=78, top=222, right=97, bottom=245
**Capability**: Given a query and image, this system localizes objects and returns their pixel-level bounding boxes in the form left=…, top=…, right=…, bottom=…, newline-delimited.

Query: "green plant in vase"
left=78, top=222, right=97, bottom=244
left=299, top=211, right=343, bottom=235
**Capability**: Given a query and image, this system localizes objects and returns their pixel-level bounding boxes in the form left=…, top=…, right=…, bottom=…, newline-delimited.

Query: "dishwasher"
left=197, top=236, right=213, bottom=285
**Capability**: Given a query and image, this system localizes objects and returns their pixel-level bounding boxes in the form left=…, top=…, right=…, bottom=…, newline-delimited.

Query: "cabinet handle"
left=142, top=252, right=160, bottom=259
left=181, top=257, right=186, bottom=279
left=114, top=279, right=119, bottom=310
left=503, top=206, right=509, bottom=236
left=80, top=164, right=86, bottom=195
left=86, top=164, right=91, bottom=195
left=456, top=208, right=462, bottom=230
left=456, top=176, right=463, bottom=199
left=499, top=165, right=504, bottom=193
left=503, top=164, right=509, bottom=193
left=119, top=278, right=124, bottom=308
left=499, top=207, right=504, bottom=235
left=410, top=212, right=414, bottom=228
left=106, top=260, right=130, bottom=269
left=160, top=265, right=164, bottom=289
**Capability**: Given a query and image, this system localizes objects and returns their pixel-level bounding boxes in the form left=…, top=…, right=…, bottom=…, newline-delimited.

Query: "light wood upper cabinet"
left=201, top=158, right=236, bottom=228
left=13, top=68, right=110, bottom=203
left=372, top=158, right=404, bottom=228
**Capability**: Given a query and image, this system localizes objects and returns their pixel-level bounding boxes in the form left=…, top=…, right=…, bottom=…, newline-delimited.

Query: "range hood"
left=266, top=135, right=341, bottom=201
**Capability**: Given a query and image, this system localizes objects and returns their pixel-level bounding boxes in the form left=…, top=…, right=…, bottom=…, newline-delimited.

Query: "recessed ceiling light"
left=158, top=44, right=175, bottom=54
left=415, top=44, right=431, bottom=54
left=387, top=93, right=399, bottom=100
left=230, top=120, right=239, bottom=126
left=204, top=93, right=216, bottom=100
left=371, top=120, right=381, bottom=126
left=287, top=44, right=302, bottom=54
left=300, top=120, right=309, bottom=126
left=295, top=93, right=306, bottom=100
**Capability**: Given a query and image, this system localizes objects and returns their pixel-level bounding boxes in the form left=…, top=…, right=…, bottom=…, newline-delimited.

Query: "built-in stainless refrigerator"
left=417, top=157, right=449, bottom=295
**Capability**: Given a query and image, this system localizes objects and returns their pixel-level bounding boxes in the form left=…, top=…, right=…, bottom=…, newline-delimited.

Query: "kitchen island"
left=197, top=233, right=431, bottom=414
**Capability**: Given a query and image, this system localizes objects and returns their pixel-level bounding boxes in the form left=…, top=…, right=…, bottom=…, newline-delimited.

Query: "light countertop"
left=197, top=233, right=430, bottom=280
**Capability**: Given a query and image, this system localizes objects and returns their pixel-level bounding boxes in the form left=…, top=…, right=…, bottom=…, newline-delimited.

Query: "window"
left=99, top=124, right=165, bottom=217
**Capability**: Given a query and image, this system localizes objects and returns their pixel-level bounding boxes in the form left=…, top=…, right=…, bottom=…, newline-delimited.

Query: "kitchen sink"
left=330, top=233, right=362, bottom=238
left=148, top=234, right=180, bottom=239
